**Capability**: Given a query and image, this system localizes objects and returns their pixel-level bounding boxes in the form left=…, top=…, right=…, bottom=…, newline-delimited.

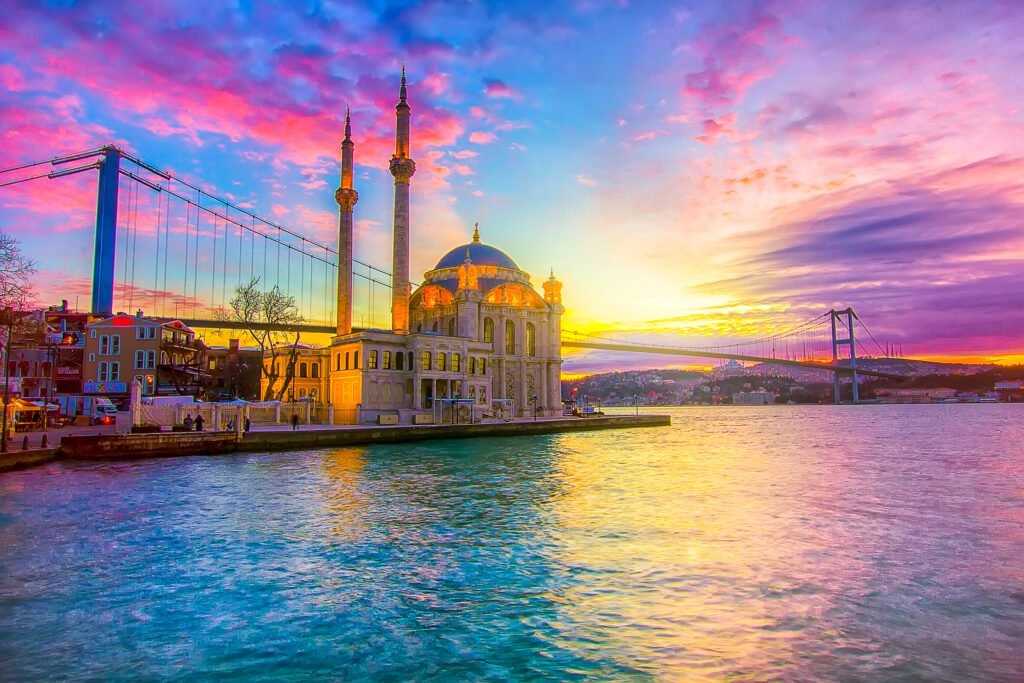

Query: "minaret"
left=389, top=65, right=416, bottom=333
left=334, top=106, right=358, bottom=336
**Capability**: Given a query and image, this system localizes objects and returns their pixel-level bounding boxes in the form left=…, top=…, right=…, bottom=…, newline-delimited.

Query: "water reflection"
left=322, top=447, right=369, bottom=541
left=0, top=406, right=1021, bottom=680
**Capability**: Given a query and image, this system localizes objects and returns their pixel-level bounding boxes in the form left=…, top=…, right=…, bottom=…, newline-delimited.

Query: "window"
left=354, top=351, right=359, bottom=368
left=416, top=323, right=422, bottom=332
left=311, top=362, right=320, bottom=379
left=286, top=362, right=294, bottom=378
left=99, top=335, right=109, bottom=355
left=335, top=353, right=341, bottom=371
left=147, top=350, right=156, bottom=369
left=134, top=374, right=143, bottom=389
left=383, top=350, right=392, bottom=370
left=90, top=329, right=97, bottom=339
left=505, top=320, right=516, bottom=354
left=345, top=352, right=350, bottom=370
left=136, top=327, right=155, bottom=340
left=408, top=352, right=414, bottom=370
left=299, top=362, right=308, bottom=379
left=110, top=362, right=119, bottom=381
left=110, top=335, right=120, bottom=355
left=526, top=323, right=536, bottom=357
left=436, top=352, right=446, bottom=372
left=98, top=362, right=108, bottom=381
left=396, top=352, right=405, bottom=371
left=480, top=358, right=486, bottom=375
left=469, top=357, right=476, bottom=375
left=448, top=318, right=456, bottom=337
left=421, top=351, right=431, bottom=371
left=299, top=389, right=307, bottom=398
left=483, top=318, right=494, bottom=343
left=369, top=350, right=378, bottom=369
left=135, top=350, right=145, bottom=369
left=452, top=354, right=461, bottom=372
left=145, top=375, right=155, bottom=394
left=432, top=320, right=439, bottom=332
left=89, top=352, right=96, bottom=362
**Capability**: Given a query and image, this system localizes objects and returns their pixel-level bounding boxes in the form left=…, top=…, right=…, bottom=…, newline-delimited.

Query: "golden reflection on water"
left=322, top=447, right=369, bottom=541
left=544, top=426, right=829, bottom=678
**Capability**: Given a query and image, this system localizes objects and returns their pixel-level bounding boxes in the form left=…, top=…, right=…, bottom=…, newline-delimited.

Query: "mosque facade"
left=262, top=71, right=564, bottom=423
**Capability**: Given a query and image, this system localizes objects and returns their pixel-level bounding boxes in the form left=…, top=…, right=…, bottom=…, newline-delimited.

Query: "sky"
left=2, top=0, right=1023, bottom=374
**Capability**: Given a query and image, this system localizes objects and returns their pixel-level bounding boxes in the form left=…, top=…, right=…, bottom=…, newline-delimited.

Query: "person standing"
left=183, top=414, right=193, bottom=430
left=194, top=414, right=205, bottom=431
left=290, top=413, right=299, bottom=431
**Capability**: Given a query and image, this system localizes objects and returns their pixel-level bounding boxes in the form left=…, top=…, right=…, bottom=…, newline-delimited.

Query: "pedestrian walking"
left=244, top=417, right=251, bottom=432
left=291, top=413, right=299, bottom=431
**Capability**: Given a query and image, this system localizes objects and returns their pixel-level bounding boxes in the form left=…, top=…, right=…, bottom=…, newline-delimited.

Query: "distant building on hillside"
left=732, top=390, right=775, bottom=405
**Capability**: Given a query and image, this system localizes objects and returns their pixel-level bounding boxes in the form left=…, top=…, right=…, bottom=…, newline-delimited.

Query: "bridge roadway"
left=561, top=340, right=905, bottom=380
left=178, top=319, right=904, bottom=380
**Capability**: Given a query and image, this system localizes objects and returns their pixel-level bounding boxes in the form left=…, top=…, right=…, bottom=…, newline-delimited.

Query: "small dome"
left=433, top=243, right=519, bottom=271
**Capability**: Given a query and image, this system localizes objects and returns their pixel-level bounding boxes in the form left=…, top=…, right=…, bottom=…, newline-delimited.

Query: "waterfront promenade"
left=0, top=414, right=670, bottom=471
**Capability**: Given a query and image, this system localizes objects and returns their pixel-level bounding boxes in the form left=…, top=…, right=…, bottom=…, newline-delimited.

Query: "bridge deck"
left=177, top=319, right=904, bottom=380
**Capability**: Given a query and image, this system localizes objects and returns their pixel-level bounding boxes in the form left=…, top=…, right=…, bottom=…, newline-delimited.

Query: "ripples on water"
left=1, top=405, right=1023, bottom=681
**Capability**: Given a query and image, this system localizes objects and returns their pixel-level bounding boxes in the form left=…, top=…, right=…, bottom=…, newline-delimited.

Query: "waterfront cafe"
left=1, top=398, right=44, bottom=431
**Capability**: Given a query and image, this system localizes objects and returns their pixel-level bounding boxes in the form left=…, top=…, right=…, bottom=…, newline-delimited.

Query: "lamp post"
left=531, top=393, right=538, bottom=421
left=1, top=308, right=13, bottom=453
left=634, top=394, right=638, bottom=416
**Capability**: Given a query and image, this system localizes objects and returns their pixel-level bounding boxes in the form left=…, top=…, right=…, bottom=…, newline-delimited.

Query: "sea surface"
left=1, top=405, right=1023, bottom=681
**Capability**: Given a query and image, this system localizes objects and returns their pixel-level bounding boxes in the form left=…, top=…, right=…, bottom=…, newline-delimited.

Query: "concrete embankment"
left=0, top=448, right=62, bottom=472
left=238, top=414, right=671, bottom=452
left=0, top=415, right=670, bottom=471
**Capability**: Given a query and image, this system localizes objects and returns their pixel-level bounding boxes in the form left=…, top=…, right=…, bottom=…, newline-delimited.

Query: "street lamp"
left=531, top=393, right=539, bottom=421
left=1, top=308, right=14, bottom=453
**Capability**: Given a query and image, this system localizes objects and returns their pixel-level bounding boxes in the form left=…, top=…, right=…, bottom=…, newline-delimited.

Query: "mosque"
left=263, top=70, right=564, bottom=424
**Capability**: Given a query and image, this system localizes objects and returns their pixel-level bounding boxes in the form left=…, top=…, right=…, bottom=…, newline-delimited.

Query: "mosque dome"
left=433, top=242, right=520, bottom=271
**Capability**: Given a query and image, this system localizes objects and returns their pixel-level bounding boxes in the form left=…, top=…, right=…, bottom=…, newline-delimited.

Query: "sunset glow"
left=2, top=1, right=1023, bottom=373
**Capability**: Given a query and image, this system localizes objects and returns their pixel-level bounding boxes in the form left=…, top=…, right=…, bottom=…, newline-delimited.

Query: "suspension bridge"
left=2, top=144, right=910, bottom=402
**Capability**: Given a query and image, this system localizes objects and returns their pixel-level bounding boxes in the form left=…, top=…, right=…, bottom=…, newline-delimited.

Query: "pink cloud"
left=453, top=164, right=474, bottom=176
left=469, top=131, right=497, bottom=144
left=483, top=78, right=521, bottom=100
left=681, top=8, right=790, bottom=111
left=451, top=150, right=478, bottom=159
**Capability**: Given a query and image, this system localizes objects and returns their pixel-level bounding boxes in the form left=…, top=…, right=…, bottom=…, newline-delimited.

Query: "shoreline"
left=0, top=414, right=671, bottom=472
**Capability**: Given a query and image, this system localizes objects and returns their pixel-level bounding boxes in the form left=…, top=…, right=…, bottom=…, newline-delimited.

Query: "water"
left=1, top=405, right=1023, bottom=681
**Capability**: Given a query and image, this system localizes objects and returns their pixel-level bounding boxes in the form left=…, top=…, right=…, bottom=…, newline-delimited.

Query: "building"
left=83, top=314, right=205, bottom=397
left=205, top=339, right=263, bottom=400
left=732, top=390, right=775, bottom=405
left=875, top=387, right=958, bottom=403
left=261, top=71, right=564, bottom=423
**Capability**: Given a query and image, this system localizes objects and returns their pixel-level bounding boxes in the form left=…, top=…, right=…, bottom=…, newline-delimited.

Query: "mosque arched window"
left=396, top=352, right=405, bottom=371
left=448, top=318, right=456, bottom=337
left=526, top=323, right=536, bottom=357
left=505, top=320, right=516, bottom=355
left=432, top=320, right=439, bottom=333
left=483, top=318, right=494, bottom=344
left=299, top=362, right=308, bottom=378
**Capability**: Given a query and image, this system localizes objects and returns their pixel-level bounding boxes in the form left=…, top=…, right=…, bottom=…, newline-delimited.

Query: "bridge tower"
left=389, top=65, right=416, bottom=333
left=92, top=146, right=121, bottom=317
left=831, top=308, right=859, bottom=404
left=334, top=106, right=358, bottom=336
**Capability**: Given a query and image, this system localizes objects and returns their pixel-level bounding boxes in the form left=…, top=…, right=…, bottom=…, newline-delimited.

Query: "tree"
left=0, top=232, right=36, bottom=311
left=216, top=277, right=303, bottom=401
left=1, top=232, right=38, bottom=452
